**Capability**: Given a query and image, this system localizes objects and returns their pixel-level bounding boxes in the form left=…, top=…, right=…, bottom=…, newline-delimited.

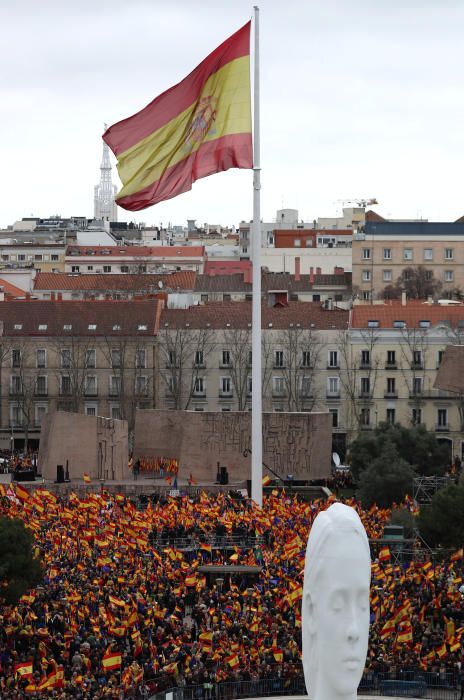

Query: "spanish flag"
left=15, top=661, right=33, bottom=679
left=262, top=475, right=272, bottom=487
left=103, top=22, right=252, bottom=211
left=451, top=548, right=463, bottom=562
left=83, top=473, right=91, bottom=484
left=102, top=649, right=122, bottom=671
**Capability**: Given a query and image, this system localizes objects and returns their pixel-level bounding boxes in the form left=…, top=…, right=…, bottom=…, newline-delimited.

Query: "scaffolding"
left=413, top=476, right=452, bottom=505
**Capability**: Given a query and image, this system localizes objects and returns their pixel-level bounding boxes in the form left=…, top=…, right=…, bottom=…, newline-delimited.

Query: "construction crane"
left=337, top=198, right=379, bottom=208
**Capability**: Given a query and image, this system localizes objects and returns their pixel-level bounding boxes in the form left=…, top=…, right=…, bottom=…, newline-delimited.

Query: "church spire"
left=94, top=123, right=118, bottom=222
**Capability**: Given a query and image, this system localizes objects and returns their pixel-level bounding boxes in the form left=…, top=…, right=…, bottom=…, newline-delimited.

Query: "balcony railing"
left=219, top=391, right=233, bottom=398
left=384, top=391, right=398, bottom=398
left=435, top=423, right=449, bottom=432
left=326, top=392, right=341, bottom=399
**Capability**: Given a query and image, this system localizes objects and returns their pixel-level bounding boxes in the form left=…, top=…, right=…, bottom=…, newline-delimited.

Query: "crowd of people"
left=0, top=486, right=463, bottom=698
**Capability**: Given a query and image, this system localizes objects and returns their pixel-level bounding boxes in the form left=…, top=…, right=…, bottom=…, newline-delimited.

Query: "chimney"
left=334, top=266, right=344, bottom=275
left=294, top=256, right=301, bottom=281
left=309, top=266, right=315, bottom=285
left=316, top=267, right=322, bottom=275
left=50, top=292, right=55, bottom=301
left=57, top=292, right=62, bottom=301
left=401, top=290, right=407, bottom=306
left=25, top=292, right=31, bottom=300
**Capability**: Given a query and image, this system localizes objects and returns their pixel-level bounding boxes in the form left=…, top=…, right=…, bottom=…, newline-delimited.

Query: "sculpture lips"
left=343, top=658, right=360, bottom=670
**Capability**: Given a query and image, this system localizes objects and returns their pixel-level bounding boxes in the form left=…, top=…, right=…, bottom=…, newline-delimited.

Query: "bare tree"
left=223, top=328, right=251, bottom=411
left=278, top=327, right=321, bottom=411
left=51, top=336, right=94, bottom=413
left=261, top=332, right=274, bottom=411
left=338, top=328, right=380, bottom=434
left=399, top=327, right=428, bottom=418
left=9, top=341, right=39, bottom=450
left=396, top=266, right=442, bottom=300
left=158, top=326, right=215, bottom=409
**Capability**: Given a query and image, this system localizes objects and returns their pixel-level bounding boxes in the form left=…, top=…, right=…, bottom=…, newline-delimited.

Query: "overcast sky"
left=1, top=0, right=464, bottom=229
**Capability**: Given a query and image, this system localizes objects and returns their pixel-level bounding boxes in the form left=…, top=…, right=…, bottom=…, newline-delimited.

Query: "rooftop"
left=0, top=300, right=162, bottom=336
left=66, top=245, right=205, bottom=257
left=351, top=302, right=464, bottom=329
left=34, top=271, right=196, bottom=292
left=160, top=301, right=348, bottom=330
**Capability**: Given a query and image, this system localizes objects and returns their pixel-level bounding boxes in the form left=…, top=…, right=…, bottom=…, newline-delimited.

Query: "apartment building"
left=350, top=301, right=464, bottom=458
left=0, top=243, right=65, bottom=273
left=353, top=218, right=464, bottom=300
left=65, top=245, right=206, bottom=274
left=0, top=300, right=161, bottom=449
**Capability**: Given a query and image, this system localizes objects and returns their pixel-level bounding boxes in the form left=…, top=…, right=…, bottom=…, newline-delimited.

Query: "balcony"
left=359, top=362, right=371, bottom=370
left=35, top=389, right=48, bottom=397
left=435, top=423, right=449, bottom=432
left=411, top=363, right=424, bottom=371
left=326, top=392, right=341, bottom=400
left=358, top=392, right=372, bottom=400
left=84, top=390, right=98, bottom=397
left=219, top=391, right=233, bottom=399
left=327, top=364, right=340, bottom=370
left=193, top=390, right=206, bottom=398
left=272, top=391, right=287, bottom=399
left=385, top=362, right=397, bottom=370
left=384, top=392, right=398, bottom=399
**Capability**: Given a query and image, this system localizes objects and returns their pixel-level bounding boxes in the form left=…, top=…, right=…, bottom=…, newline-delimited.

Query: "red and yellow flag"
left=83, top=473, right=91, bottom=484
left=102, top=650, right=122, bottom=671
left=103, top=22, right=252, bottom=211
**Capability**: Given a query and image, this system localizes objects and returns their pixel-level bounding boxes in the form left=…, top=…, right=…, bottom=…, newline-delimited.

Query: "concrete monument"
left=302, top=503, right=371, bottom=700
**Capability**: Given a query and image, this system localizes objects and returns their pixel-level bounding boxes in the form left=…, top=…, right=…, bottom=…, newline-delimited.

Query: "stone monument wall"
left=39, top=411, right=129, bottom=481
left=133, top=409, right=332, bottom=482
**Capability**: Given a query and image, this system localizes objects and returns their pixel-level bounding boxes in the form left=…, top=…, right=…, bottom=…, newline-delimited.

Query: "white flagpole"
left=251, top=5, right=262, bottom=507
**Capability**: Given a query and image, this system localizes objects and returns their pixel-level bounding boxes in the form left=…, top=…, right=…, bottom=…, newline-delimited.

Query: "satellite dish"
left=332, top=452, right=341, bottom=467
left=158, top=280, right=163, bottom=289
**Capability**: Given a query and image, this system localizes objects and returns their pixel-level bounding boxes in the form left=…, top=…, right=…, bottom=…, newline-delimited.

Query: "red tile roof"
left=0, top=300, right=162, bottom=336
left=34, top=271, right=195, bottom=292
left=0, top=279, right=27, bottom=298
left=351, top=302, right=464, bottom=329
left=66, top=245, right=205, bottom=257
left=161, top=301, right=348, bottom=330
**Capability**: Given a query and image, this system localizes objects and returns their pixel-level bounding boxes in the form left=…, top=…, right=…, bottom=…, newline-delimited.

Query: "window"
left=387, top=350, right=396, bottom=366
left=138, top=324, right=147, bottom=331
left=18, top=254, right=25, bottom=261
left=111, top=349, right=121, bottom=368
left=120, top=266, right=129, bottom=273
left=103, top=265, right=111, bottom=273
left=36, top=375, right=47, bottom=396
left=60, top=375, right=71, bottom=396
left=12, top=349, right=21, bottom=368
left=424, top=248, right=433, bottom=261
left=437, top=350, right=445, bottom=367
left=36, top=349, right=46, bottom=368
left=383, top=270, right=392, bottom=282
left=386, top=408, right=396, bottom=425
left=393, top=320, right=406, bottom=328
left=327, top=377, right=340, bottom=396
left=367, top=319, right=378, bottom=327
left=360, top=349, right=370, bottom=367
left=419, top=320, right=431, bottom=328
left=360, top=377, right=370, bottom=396
left=194, top=377, right=205, bottom=395
left=274, top=350, right=284, bottom=368
left=221, top=350, right=231, bottom=367
left=220, top=377, right=232, bottom=395
left=272, top=376, right=285, bottom=396
left=386, top=377, right=396, bottom=395
left=328, top=350, right=339, bottom=368
left=445, top=248, right=454, bottom=260
left=71, top=265, right=80, bottom=273
left=34, top=403, right=48, bottom=426
left=305, top=239, right=312, bottom=247
left=135, top=375, right=148, bottom=395
left=247, top=375, right=252, bottom=395
left=383, top=248, right=392, bottom=260
left=51, top=254, right=59, bottom=261
left=312, top=294, right=321, bottom=302
left=87, top=266, right=93, bottom=271
left=10, top=375, right=22, bottom=394
left=437, top=408, right=448, bottom=428
left=302, top=350, right=311, bottom=367
left=88, top=324, right=97, bottom=331
left=223, top=294, right=231, bottom=301
left=413, top=377, right=422, bottom=395
left=329, top=409, right=338, bottom=428
left=135, top=349, right=146, bottom=369
left=14, top=324, right=22, bottom=330
left=248, top=350, right=252, bottom=366
left=300, top=376, right=311, bottom=397
left=85, top=375, right=97, bottom=396
left=362, top=270, right=371, bottom=282
left=412, top=350, right=423, bottom=368
left=403, top=248, right=413, bottom=260
left=38, top=324, right=47, bottom=331
left=360, top=408, right=370, bottom=426
left=201, top=294, right=209, bottom=303
left=110, top=404, right=121, bottom=420
left=34, top=254, right=43, bottom=261
left=9, top=403, right=22, bottom=427
left=194, top=350, right=204, bottom=367
left=85, top=404, right=97, bottom=417
left=112, top=324, right=121, bottom=331
left=445, top=270, right=454, bottom=282
left=412, top=408, right=422, bottom=425
left=61, top=349, right=71, bottom=369
left=85, top=349, right=96, bottom=368
left=362, top=291, right=371, bottom=301
left=109, top=376, right=121, bottom=396
left=63, top=324, right=72, bottom=331
left=168, top=350, right=177, bottom=367
left=362, top=248, right=371, bottom=260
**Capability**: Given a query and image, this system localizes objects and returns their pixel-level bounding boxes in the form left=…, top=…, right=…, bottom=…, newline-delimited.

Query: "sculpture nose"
left=347, top=606, right=360, bottom=642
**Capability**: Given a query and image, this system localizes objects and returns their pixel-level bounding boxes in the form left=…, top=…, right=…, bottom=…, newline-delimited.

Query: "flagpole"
left=251, top=5, right=263, bottom=507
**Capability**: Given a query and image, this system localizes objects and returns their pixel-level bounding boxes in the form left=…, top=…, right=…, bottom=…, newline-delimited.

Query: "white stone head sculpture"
left=302, top=502, right=371, bottom=700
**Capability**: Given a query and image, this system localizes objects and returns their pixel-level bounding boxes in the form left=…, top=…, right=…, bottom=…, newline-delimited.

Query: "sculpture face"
left=302, top=504, right=371, bottom=700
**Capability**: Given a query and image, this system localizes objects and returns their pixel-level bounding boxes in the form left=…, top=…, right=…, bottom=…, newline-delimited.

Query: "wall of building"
left=260, top=248, right=352, bottom=274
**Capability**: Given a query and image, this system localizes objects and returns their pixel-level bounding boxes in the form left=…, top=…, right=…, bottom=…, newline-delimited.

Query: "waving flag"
left=104, top=21, right=252, bottom=211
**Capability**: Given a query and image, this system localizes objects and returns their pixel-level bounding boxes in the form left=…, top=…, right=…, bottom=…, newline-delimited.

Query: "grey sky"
left=1, top=0, right=463, bottom=229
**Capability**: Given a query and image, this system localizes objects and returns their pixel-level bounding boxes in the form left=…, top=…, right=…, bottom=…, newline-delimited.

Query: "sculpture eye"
left=330, top=593, right=344, bottom=612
